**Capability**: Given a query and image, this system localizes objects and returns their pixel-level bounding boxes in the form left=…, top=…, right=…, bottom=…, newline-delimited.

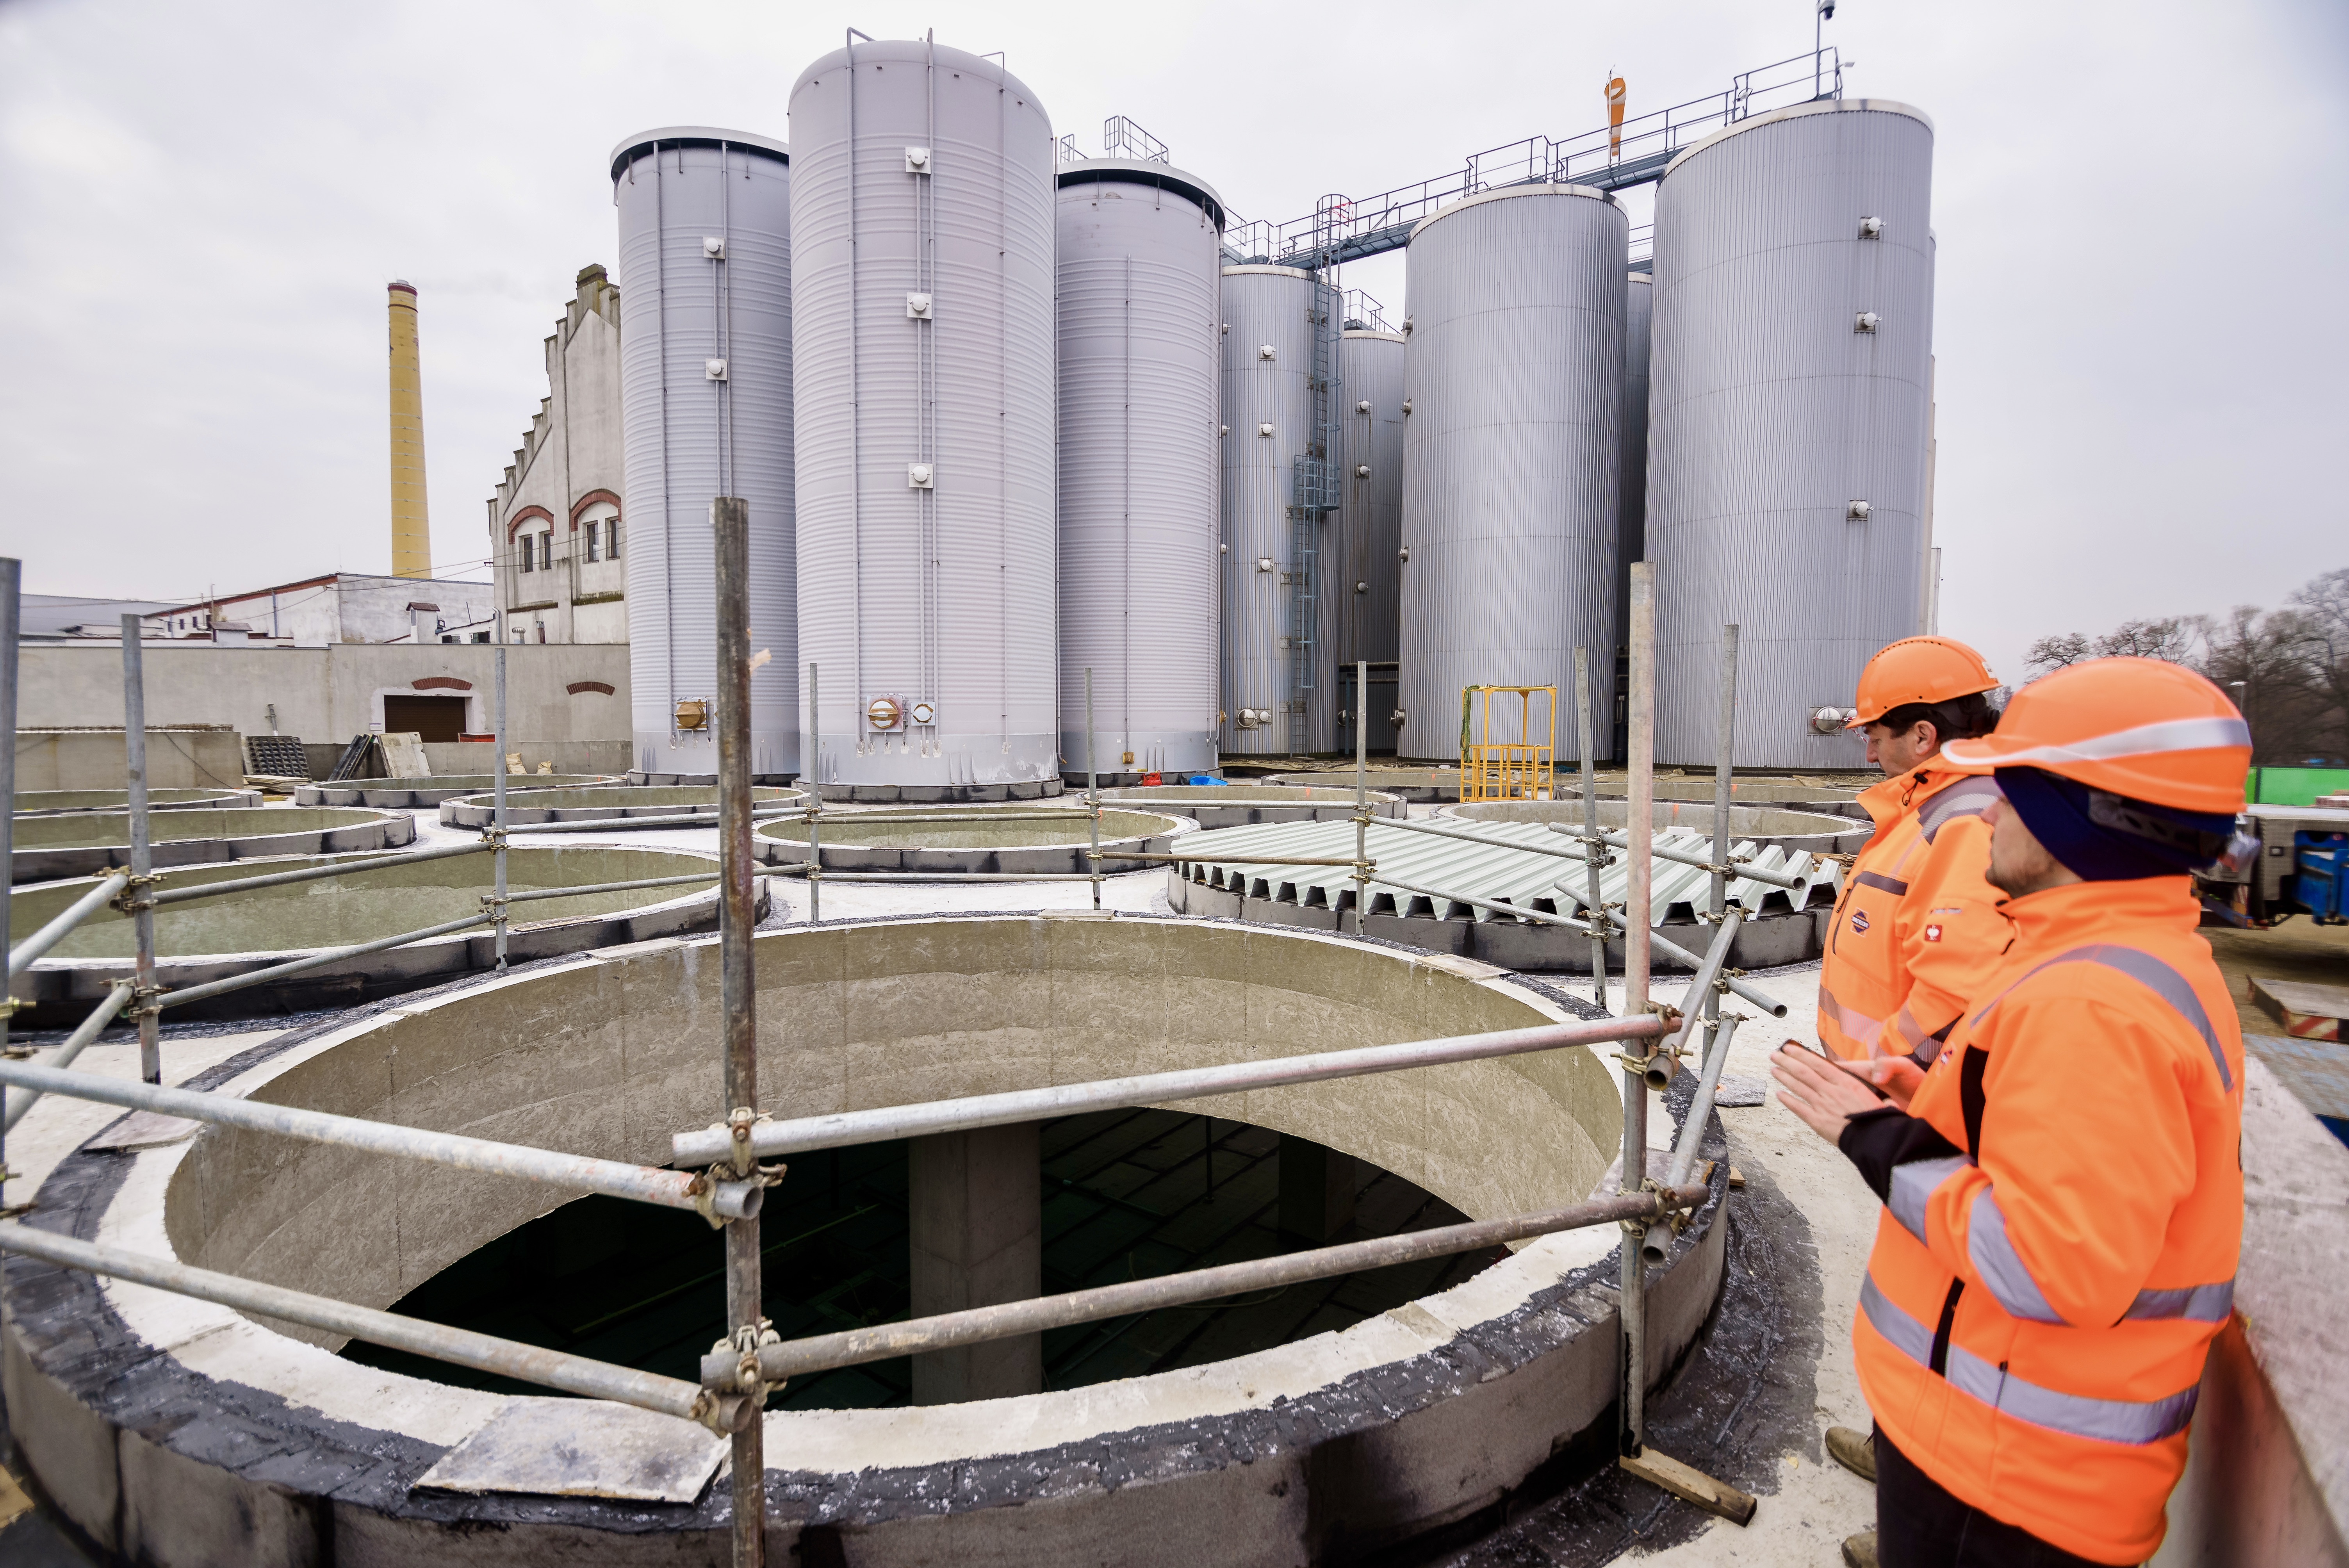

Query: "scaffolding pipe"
left=9, top=871, right=131, bottom=980
left=1543, top=824, right=1810, bottom=891
left=1353, top=659, right=1369, bottom=938
left=499, top=870, right=722, bottom=903
left=1150, top=852, right=1368, bottom=868
left=153, top=911, right=496, bottom=1010
left=2, top=981, right=137, bottom=1133
left=674, top=1011, right=1670, bottom=1166
left=0, top=1057, right=766, bottom=1218
left=1085, top=666, right=1101, bottom=910
left=710, top=495, right=766, bottom=1566
left=1620, top=558, right=1657, bottom=1457
left=494, top=645, right=509, bottom=973
left=1667, top=1010, right=1746, bottom=1193
left=704, top=1182, right=1711, bottom=1389
left=119, top=614, right=160, bottom=1085
left=1367, top=814, right=1598, bottom=862
left=0, top=559, right=14, bottom=1197
left=1574, top=647, right=1609, bottom=1004
left=0, top=1222, right=717, bottom=1425
left=150, top=842, right=492, bottom=906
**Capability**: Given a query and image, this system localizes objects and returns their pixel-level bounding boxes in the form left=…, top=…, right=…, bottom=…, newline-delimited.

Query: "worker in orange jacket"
left=1773, top=657, right=2251, bottom=1567
left=1817, top=638, right=2009, bottom=1064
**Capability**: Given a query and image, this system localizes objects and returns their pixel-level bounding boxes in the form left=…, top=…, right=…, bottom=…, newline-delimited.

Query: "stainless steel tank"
left=1647, top=99, right=1936, bottom=767
left=789, top=38, right=1059, bottom=794
left=1218, top=265, right=1319, bottom=756
left=1612, top=271, right=1653, bottom=759
left=611, top=128, right=797, bottom=780
left=1397, top=185, right=1626, bottom=763
left=1336, top=329, right=1405, bottom=754
left=1055, top=159, right=1225, bottom=780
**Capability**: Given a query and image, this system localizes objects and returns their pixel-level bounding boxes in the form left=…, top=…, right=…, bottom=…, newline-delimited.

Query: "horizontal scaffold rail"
left=673, top=1013, right=1668, bottom=1166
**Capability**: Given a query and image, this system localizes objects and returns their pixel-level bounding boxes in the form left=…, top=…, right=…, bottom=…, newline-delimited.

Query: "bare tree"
left=2198, top=604, right=2331, bottom=764
left=2094, top=617, right=2198, bottom=663
left=2287, top=569, right=2349, bottom=760
left=2025, top=632, right=2091, bottom=673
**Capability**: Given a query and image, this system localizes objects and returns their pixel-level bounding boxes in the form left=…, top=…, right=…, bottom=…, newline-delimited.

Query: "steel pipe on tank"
left=674, top=1011, right=1669, bottom=1167
left=704, top=1183, right=1709, bottom=1390
left=806, top=663, right=820, bottom=922
left=0, top=1223, right=718, bottom=1425
left=0, top=1058, right=765, bottom=1218
left=9, top=871, right=131, bottom=980
left=149, top=843, right=492, bottom=906
left=1085, top=668, right=1101, bottom=910
left=119, top=615, right=159, bottom=1085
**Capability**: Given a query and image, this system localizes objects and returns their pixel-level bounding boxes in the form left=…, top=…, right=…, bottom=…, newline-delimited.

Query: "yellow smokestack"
left=386, top=280, right=431, bottom=579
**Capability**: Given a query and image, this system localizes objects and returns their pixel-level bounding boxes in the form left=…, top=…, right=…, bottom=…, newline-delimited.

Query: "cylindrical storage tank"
left=1397, top=185, right=1626, bottom=763
left=1335, top=328, right=1405, bottom=755
left=1055, top=159, right=1226, bottom=782
left=1219, top=265, right=1318, bottom=756
left=790, top=41, right=1059, bottom=797
left=1611, top=271, right=1653, bottom=760
left=1647, top=99, right=1935, bottom=767
left=611, top=128, right=797, bottom=781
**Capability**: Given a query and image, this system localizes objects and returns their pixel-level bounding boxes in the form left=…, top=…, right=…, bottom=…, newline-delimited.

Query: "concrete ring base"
left=10, top=808, right=416, bottom=886
left=754, top=808, right=1189, bottom=875
left=440, top=784, right=807, bottom=828
left=12, top=788, right=262, bottom=817
left=296, top=775, right=619, bottom=808
left=1169, top=870, right=1831, bottom=972
left=4, top=915, right=1727, bottom=1567
left=625, top=770, right=798, bottom=787
left=10, top=845, right=759, bottom=1026
left=813, top=777, right=1067, bottom=803
left=1442, top=799, right=1872, bottom=857
left=1268, top=769, right=1461, bottom=803
left=1105, top=785, right=1409, bottom=830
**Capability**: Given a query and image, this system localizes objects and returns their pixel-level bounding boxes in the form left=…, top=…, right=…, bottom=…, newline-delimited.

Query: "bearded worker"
left=1774, top=657, right=2250, bottom=1568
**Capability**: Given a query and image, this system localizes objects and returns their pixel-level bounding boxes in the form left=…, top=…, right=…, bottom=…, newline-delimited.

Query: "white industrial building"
left=487, top=264, right=628, bottom=646
left=141, top=573, right=494, bottom=647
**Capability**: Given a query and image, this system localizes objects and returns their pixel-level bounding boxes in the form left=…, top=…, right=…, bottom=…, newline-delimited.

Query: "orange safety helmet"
left=1941, top=656, right=2250, bottom=815
left=1847, top=636, right=2000, bottom=729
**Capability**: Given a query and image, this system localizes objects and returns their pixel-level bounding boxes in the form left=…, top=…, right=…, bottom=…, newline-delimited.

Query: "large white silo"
left=1055, top=159, right=1225, bottom=781
left=789, top=39, right=1059, bottom=798
left=1335, top=328, right=1404, bottom=754
left=1611, top=270, right=1653, bottom=759
left=1218, top=265, right=1323, bottom=757
left=1647, top=99, right=1936, bottom=767
left=1396, top=185, right=1626, bottom=763
left=611, top=128, right=797, bottom=781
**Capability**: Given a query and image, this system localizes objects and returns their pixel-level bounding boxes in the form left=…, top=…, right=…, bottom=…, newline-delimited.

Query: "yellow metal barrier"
left=1458, top=686, right=1556, bottom=801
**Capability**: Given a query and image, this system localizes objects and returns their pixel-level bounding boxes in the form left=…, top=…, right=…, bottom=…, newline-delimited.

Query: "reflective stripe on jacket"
left=1817, top=765, right=2009, bottom=1061
left=1851, top=876, right=2244, bottom=1566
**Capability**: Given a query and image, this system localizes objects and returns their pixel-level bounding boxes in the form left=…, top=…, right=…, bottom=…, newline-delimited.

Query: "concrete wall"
left=12, top=728, right=246, bottom=792
left=15, top=644, right=631, bottom=757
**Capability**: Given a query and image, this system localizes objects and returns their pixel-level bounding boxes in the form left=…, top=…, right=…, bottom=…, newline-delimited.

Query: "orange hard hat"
left=1847, top=636, right=1999, bottom=728
left=1941, top=657, right=2249, bottom=815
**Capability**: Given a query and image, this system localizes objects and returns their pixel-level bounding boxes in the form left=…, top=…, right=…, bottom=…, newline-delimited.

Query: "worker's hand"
left=1855, top=1053, right=1925, bottom=1110
left=1771, top=1041, right=1892, bottom=1144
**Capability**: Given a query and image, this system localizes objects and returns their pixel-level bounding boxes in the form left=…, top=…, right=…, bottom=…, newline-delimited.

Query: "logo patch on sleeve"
left=1850, top=910, right=1871, bottom=935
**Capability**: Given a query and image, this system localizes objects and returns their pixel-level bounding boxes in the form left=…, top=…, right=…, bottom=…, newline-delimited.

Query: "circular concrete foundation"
left=294, top=775, right=618, bottom=807
left=13, top=788, right=261, bottom=817
left=5, top=915, right=1728, bottom=1565
left=440, top=784, right=806, bottom=828
left=1269, top=767, right=1461, bottom=802
left=9, top=843, right=760, bottom=1023
left=810, top=777, right=1068, bottom=804
left=9, top=807, right=416, bottom=885
left=624, top=768, right=798, bottom=787
left=1444, top=798, right=1870, bottom=857
left=755, top=805, right=1187, bottom=875
left=1102, top=784, right=1406, bottom=829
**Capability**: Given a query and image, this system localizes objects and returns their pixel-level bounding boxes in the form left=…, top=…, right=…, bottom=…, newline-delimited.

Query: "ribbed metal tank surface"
left=1219, top=266, right=1317, bottom=757
left=1335, top=330, right=1405, bottom=755
left=790, top=39, right=1058, bottom=790
left=1647, top=99, right=1936, bottom=767
left=1612, top=271, right=1654, bottom=760
left=612, top=128, right=797, bottom=780
left=1055, top=160, right=1224, bottom=778
left=1397, top=186, right=1626, bottom=764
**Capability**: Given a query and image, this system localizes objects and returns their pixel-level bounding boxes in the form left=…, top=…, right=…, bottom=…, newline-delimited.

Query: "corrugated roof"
left=1171, top=816, right=1840, bottom=925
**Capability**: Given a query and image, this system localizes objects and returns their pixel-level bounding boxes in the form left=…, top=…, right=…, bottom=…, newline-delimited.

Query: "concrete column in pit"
left=908, top=1122, right=1044, bottom=1402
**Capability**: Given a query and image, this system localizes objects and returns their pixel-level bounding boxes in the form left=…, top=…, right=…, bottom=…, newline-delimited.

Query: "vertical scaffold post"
left=805, top=662, right=821, bottom=925
left=119, top=614, right=160, bottom=1085
left=1353, top=659, right=1368, bottom=938
left=1619, top=562, right=1657, bottom=1456
left=1706, top=626, right=1740, bottom=1056
left=1573, top=647, right=1608, bottom=1005
left=1085, top=667, right=1101, bottom=911
left=493, top=645, right=509, bottom=973
left=0, top=559, right=18, bottom=1199
left=712, top=497, right=766, bottom=1568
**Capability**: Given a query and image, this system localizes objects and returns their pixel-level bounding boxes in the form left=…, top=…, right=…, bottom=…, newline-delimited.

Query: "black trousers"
left=1877, top=1426, right=2128, bottom=1568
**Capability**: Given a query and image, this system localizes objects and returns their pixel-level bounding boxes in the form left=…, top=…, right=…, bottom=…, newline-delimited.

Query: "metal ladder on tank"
left=1288, top=272, right=1341, bottom=755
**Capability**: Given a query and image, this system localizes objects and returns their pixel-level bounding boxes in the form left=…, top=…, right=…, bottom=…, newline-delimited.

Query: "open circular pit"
left=755, top=805, right=1187, bottom=875
left=440, top=784, right=806, bottom=828
left=9, top=807, right=416, bottom=885
left=12, top=788, right=261, bottom=817
left=295, top=775, right=618, bottom=808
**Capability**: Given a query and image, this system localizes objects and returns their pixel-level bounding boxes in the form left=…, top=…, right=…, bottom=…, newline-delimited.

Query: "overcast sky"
left=2, top=0, right=2343, bottom=684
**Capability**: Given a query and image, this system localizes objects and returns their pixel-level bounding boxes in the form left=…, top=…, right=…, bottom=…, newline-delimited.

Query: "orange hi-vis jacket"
left=1817, top=763, right=2008, bottom=1062
left=1846, top=876, right=2244, bottom=1565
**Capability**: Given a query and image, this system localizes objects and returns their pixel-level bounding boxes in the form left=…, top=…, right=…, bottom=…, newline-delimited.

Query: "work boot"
left=1841, top=1532, right=1880, bottom=1568
left=1826, top=1425, right=1877, bottom=1484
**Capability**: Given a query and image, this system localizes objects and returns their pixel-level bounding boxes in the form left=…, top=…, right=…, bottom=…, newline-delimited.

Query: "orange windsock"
left=1606, top=76, right=1627, bottom=158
